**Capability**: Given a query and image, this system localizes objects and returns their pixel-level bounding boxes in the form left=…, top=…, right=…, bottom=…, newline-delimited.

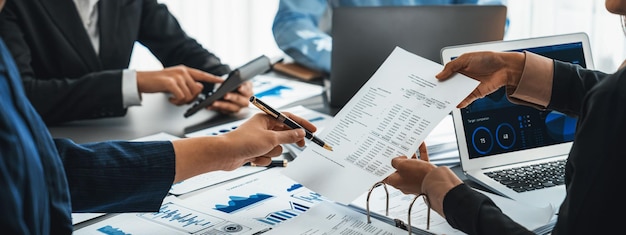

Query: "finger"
left=237, top=81, right=254, bottom=97
left=222, top=91, right=250, bottom=107
left=189, top=82, right=204, bottom=100
left=208, top=100, right=241, bottom=114
left=176, top=74, right=194, bottom=103
left=456, top=89, right=482, bottom=108
left=390, top=156, right=409, bottom=169
left=272, top=128, right=306, bottom=145
left=295, top=138, right=306, bottom=147
left=250, top=156, right=272, bottom=166
left=384, top=172, right=400, bottom=186
left=418, top=142, right=429, bottom=162
left=282, top=112, right=317, bottom=133
left=264, top=145, right=284, bottom=158
left=186, top=67, right=225, bottom=83
left=181, top=72, right=204, bottom=101
left=167, top=85, right=185, bottom=104
left=436, top=55, right=469, bottom=81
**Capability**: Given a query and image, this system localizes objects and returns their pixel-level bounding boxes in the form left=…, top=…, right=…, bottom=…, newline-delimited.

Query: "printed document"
left=282, top=47, right=479, bottom=204
left=349, top=186, right=554, bottom=234
left=266, top=201, right=409, bottom=234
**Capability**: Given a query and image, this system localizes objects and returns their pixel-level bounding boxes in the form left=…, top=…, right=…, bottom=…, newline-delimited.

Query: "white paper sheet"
left=179, top=168, right=327, bottom=230
left=266, top=201, right=409, bottom=235
left=282, top=47, right=479, bottom=204
left=251, top=75, right=325, bottom=109
left=74, top=196, right=268, bottom=235
left=349, top=186, right=554, bottom=234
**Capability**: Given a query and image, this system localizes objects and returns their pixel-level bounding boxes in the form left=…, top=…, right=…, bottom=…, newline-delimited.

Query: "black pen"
left=244, top=159, right=288, bottom=167
left=250, top=96, right=333, bottom=151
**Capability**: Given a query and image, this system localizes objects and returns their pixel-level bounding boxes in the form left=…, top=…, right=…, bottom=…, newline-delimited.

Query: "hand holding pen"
left=250, top=96, right=333, bottom=151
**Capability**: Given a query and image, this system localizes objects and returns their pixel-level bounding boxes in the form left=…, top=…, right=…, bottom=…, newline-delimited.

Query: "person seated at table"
left=384, top=0, right=626, bottom=231
left=0, top=0, right=252, bottom=125
left=0, top=5, right=315, bottom=230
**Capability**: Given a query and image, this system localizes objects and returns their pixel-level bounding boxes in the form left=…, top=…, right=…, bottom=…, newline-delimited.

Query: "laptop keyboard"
left=484, top=159, right=566, bottom=193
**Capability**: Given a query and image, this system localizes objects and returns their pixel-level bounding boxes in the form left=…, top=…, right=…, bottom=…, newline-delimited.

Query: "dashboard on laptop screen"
left=456, top=42, right=585, bottom=159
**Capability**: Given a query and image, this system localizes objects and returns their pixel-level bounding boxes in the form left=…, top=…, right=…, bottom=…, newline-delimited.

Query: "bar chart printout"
left=73, top=197, right=262, bottom=235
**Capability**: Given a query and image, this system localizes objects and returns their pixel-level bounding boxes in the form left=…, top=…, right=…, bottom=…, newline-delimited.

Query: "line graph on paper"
left=139, top=202, right=250, bottom=234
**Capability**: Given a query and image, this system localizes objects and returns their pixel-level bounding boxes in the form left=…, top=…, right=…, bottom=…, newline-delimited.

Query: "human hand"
left=137, top=65, right=224, bottom=105
left=384, top=143, right=435, bottom=195
left=436, top=51, right=525, bottom=108
left=385, top=143, right=463, bottom=216
left=171, top=112, right=315, bottom=182
left=207, top=81, right=254, bottom=114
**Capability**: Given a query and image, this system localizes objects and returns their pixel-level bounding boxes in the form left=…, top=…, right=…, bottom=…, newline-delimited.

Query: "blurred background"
left=129, top=0, right=624, bottom=73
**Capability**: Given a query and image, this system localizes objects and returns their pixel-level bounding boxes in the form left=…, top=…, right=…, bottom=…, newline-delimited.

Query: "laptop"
left=441, top=32, right=594, bottom=208
left=329, top=5, right=507, bottom=109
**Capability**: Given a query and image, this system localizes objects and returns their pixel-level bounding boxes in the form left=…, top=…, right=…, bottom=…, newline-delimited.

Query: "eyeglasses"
left=365, top=181, right=431, bottom=234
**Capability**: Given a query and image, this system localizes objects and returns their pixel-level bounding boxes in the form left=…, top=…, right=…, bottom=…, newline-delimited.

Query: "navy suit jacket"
left=0, top=0, right=230, bottom=124
left=0, top=37, right=176, bottom=234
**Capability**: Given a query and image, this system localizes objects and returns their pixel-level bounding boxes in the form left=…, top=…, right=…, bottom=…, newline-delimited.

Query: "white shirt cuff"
left=122, top=69, right=142, bottom=107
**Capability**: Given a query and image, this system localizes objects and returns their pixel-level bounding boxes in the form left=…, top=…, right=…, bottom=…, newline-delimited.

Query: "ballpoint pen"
left=250, top=96, right=333, bottom=151
left=244, top=159, right=288, bottom=168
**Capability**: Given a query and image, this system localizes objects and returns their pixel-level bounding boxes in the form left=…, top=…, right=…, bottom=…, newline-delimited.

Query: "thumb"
left=274, top=128, right=306, bottom=144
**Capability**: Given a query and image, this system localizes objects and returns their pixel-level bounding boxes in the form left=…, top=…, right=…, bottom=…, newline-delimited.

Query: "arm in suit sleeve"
left=0, top=1, right=126, bottom=125
left=137, top=0, right=231, bottom=78
left=272, top=0, right=331, bottom=73
left=547, top=60, right=608, bottom=117
left=444, top=184, right=534, bottom=235
left=55, top=138, right=176, bottom=213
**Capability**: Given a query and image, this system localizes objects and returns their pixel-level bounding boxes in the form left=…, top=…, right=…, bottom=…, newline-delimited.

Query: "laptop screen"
left=455, top=42, right=586, bottom=159
left=329, top=5, right=507, bottom=110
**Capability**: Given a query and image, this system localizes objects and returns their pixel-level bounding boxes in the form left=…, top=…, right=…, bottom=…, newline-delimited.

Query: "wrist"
left=504, top=52, right=526, bottom=88
left=172, top=136, right=227, bottom=183
left=421, top=166, right=463, bottom=216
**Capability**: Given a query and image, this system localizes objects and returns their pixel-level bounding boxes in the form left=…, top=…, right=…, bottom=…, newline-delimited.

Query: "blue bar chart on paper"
left=255, top=201, right=310, bottom=226
left=73, top=197, right=259, bottom=235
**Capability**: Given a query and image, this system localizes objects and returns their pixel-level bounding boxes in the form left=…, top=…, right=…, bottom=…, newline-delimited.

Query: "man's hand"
left=207, top=81, right=254, bottom=114
left=171, top=112, right=315, bottom=182
left=137, top=65, right=224, bottom=105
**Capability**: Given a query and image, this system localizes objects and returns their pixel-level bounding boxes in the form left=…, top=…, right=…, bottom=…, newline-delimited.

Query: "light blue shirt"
left=273, top=0, right=504, bottom=73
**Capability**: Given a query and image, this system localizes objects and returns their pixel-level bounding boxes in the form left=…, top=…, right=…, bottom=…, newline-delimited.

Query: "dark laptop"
left=329, top=5, right=507, bottom=109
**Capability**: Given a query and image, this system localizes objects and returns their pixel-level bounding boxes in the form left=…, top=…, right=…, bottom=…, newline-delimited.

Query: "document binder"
left=365, top=181, right=432, bottom=235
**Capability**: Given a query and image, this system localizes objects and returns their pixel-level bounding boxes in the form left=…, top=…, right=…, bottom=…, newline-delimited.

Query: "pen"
left=244, top=159, right=288, bottom=168
left=250, top=96, right=333, bottom=151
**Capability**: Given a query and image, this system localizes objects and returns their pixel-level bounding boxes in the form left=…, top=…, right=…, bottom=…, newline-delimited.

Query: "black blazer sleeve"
left=443, top=184, right=534, bottom=235
left=547, top=61, right=625, bottom=235
left=442, top=63, right=621, bottom=235
left=547, top=60, right=608, bottom=117
left=0, top=0, right=230, bottom=125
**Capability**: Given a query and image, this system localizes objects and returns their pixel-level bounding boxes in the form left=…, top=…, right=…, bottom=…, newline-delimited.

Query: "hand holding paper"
left=282, top=47, right=479, bottom=204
